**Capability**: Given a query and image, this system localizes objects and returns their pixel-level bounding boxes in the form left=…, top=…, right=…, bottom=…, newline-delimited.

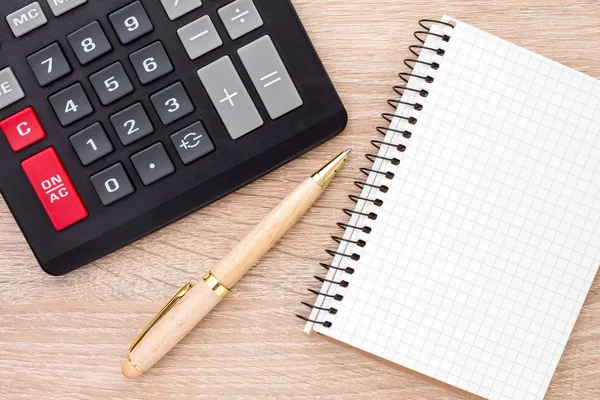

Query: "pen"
left=122, top=148, right=351, bottom=378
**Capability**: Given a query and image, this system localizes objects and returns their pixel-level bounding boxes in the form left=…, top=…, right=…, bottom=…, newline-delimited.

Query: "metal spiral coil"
left=296, top=19, right=455, bottom=328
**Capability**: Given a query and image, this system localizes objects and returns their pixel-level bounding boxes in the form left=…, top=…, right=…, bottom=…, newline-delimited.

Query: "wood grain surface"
left=1, top=1, right=600, bottom=399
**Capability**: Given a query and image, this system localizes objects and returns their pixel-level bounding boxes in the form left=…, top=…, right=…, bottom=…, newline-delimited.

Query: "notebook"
left=301, top=16, right=600, bottom=400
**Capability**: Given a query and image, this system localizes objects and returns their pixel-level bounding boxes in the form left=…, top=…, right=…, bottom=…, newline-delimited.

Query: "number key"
left=49, top=83, right=93, bottom=126
left=89, top=62, right=134, bottom=106
left=150, top=82, right=194, bottom=125
left=67, top=21, right=112, bottom=65
left=160, top=0, right=202, bottom=21
left=90, top=163, right=135, bottom=206
left=129, top=41, right=173, bottom=85
left=109, top=1, right=154, bottom=45
left=27, top=43, right=72, bottom=87
left=110, top=103, right=154, bottom=145
left=69, top=122, right=114, bottom=166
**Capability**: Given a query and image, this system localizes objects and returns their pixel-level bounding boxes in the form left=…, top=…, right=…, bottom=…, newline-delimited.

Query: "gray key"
left=69, top=122, right=113, bottom=166
left=238, top=36, right=303, bottom=120
left=160, top=0, right=202, bottom=21
left=6, top=2, right=48, bottom=38
left=89, top=62, right=134, bottom=106
left=67, top=21, right=113, bottom=65
left=109, top=1, right=153, bottom=45
left=110, top=103, right=154, bottom=146
left=129, top=42, right=173, bottom=85
left=0, top=68, right=25, bottom=111
left=170, top=121, right=215, bottom=165
left=131, top=143, right=175, bottom=185
left=218, top=0, right=263, bottom=40
left=49, top=83, right=93, bottom=126
left=46, top=0, right=87, bottom=17
left=90, top=163, right=135, bottom=206
left=177, top=16, right=222, bottom=60
left=27, top=43, right=72, bottom=87
left=150, top=82, right=195, bottom=125
left=198, top=56, right=263, bottom=140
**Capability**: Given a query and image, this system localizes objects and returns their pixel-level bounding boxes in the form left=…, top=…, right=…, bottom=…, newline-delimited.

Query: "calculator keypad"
left=89, top=62, right=134, bottom=106
left=0, top=68, right=25, bottom=111
left=90, top=163, right=135, bottom=206
left=110, top=103, right=154, bottom=146
left=45, top=0, right=87, bottom=17
left=198, top=56, right=263, bottom=140
left=177, top=16, right=223, bottom=60
left=67, top=21, right=113, bottom=65
left=27, top=43, right=72, bottom=87
left=108, top=1, right=154, bottom=45
left=130, top=142, right=175, bottom=186
left=6, top=2, right=47, bottom=38
left=129, top=42, right=174, bottom=85
left=49, top=83, right=94, bottom=126
left=69, top=122, right=114, bottom=166
left=160, top=0, right=203, bottom=21
left=150, top=82, right=195, bottom=126
left=218, top=0, right=263, bottom=40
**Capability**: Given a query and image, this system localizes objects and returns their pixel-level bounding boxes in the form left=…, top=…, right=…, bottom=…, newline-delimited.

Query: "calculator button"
left=89, top=62, right=134, bottom=106
left=69, top=122, right=113, bottom=166
left=131, top=142, right=175, bottom=185
left=238, top=36, right=303, bottom=120
left=197, top=56, right=263, bottom=140
left=27, top=43, right=72, bottom=87
left=109, top=1, right=154, bottom=45
left=160, top=0, right=202, bottom=21
left=67, top=21, right=113, bottom=65
left=129, top=42, right=174, bottom=85
left=150, top=82, right=195, bottom=126
left=0, top=107, right=46, bottom=152
left=21, top=147, right=88, bottom=231
left=90, top=163, right=135, bottom=206
left=46, top=0, right=87, bottom=17
left=170, top=121, right=214, bottom=165
left=0, top=68, right=25, bottom=111
left=110, top=103, right=154, bottom=146
left=6, top=2, right=48, bottom=38
left=49, top=83, right=93, bottom=126
left=218, top=0, right=263, bottom=40
left=177, top=16, right=222, bottom=60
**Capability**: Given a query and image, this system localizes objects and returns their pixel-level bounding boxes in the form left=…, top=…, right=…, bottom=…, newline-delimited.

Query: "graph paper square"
left=308, top=16, right=600, bottom=400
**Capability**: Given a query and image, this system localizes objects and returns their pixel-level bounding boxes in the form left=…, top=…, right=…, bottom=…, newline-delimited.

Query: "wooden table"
left=2, top=1, right=599, bottom=398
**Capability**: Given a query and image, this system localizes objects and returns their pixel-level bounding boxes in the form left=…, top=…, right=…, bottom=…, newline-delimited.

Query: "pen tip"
left=345, top=148, right=352, bottom=155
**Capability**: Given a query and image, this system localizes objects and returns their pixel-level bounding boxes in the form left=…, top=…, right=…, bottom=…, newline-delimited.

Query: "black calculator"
left=0, top=0, right=347, bottom=275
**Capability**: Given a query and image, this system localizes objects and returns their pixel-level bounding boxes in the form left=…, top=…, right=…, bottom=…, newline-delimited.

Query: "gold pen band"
left=203, top=271, right=230, bottom=298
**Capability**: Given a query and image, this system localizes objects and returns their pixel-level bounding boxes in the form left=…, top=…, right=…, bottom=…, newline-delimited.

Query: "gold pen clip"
left=128, top=282, right=194, bottom=353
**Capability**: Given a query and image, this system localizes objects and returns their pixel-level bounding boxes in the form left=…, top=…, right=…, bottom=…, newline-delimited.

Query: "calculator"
left=0, top=0, right=347, bottom=275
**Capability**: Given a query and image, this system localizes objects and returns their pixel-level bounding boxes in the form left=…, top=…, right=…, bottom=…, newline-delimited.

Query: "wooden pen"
left=122, top=149, right=351, bottom=378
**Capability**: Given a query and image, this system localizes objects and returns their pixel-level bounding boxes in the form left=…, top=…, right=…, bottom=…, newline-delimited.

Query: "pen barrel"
left=125, top=177, right=324, bottom=377
left=126, top=281, right=223, bottom=376
left=213, top=177, right=324, bottom=288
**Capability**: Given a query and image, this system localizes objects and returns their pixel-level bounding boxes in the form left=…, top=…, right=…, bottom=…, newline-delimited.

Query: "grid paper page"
left=310, top=17, right=600, bottom=400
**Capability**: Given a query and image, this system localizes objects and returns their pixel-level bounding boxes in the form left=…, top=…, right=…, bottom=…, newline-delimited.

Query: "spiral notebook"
left=301, top=16, right=600, bottom=400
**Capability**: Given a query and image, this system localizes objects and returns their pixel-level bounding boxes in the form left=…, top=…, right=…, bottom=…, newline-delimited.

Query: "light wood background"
left=1, top=1, right=600, bottom=399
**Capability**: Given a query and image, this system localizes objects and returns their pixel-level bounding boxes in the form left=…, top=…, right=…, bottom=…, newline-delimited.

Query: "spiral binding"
left=297, top=19, right=455, bottom=329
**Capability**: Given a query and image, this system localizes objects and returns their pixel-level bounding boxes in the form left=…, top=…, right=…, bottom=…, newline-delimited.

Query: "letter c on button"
left=17, top=122, right=30, bottom=136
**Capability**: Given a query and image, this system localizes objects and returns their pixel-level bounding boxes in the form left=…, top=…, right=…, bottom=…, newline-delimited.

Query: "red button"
left=22, top=147, right=88, bottom=231
left=0, top=107, right=46, bottom=152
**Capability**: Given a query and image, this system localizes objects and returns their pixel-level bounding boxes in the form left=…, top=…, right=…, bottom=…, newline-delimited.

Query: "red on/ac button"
left=22, top=147, right=88, bottom=231
left=0, top=106, right=46, bottom=152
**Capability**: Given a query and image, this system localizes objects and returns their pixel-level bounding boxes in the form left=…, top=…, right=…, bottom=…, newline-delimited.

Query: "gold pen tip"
left=311, top=148, right=352, bottom=189
left=344, top=148, right=352, bottom=155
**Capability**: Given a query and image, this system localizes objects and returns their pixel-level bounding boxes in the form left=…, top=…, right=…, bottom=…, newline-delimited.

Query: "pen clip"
left=128, top=282, right=195, bottom=353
